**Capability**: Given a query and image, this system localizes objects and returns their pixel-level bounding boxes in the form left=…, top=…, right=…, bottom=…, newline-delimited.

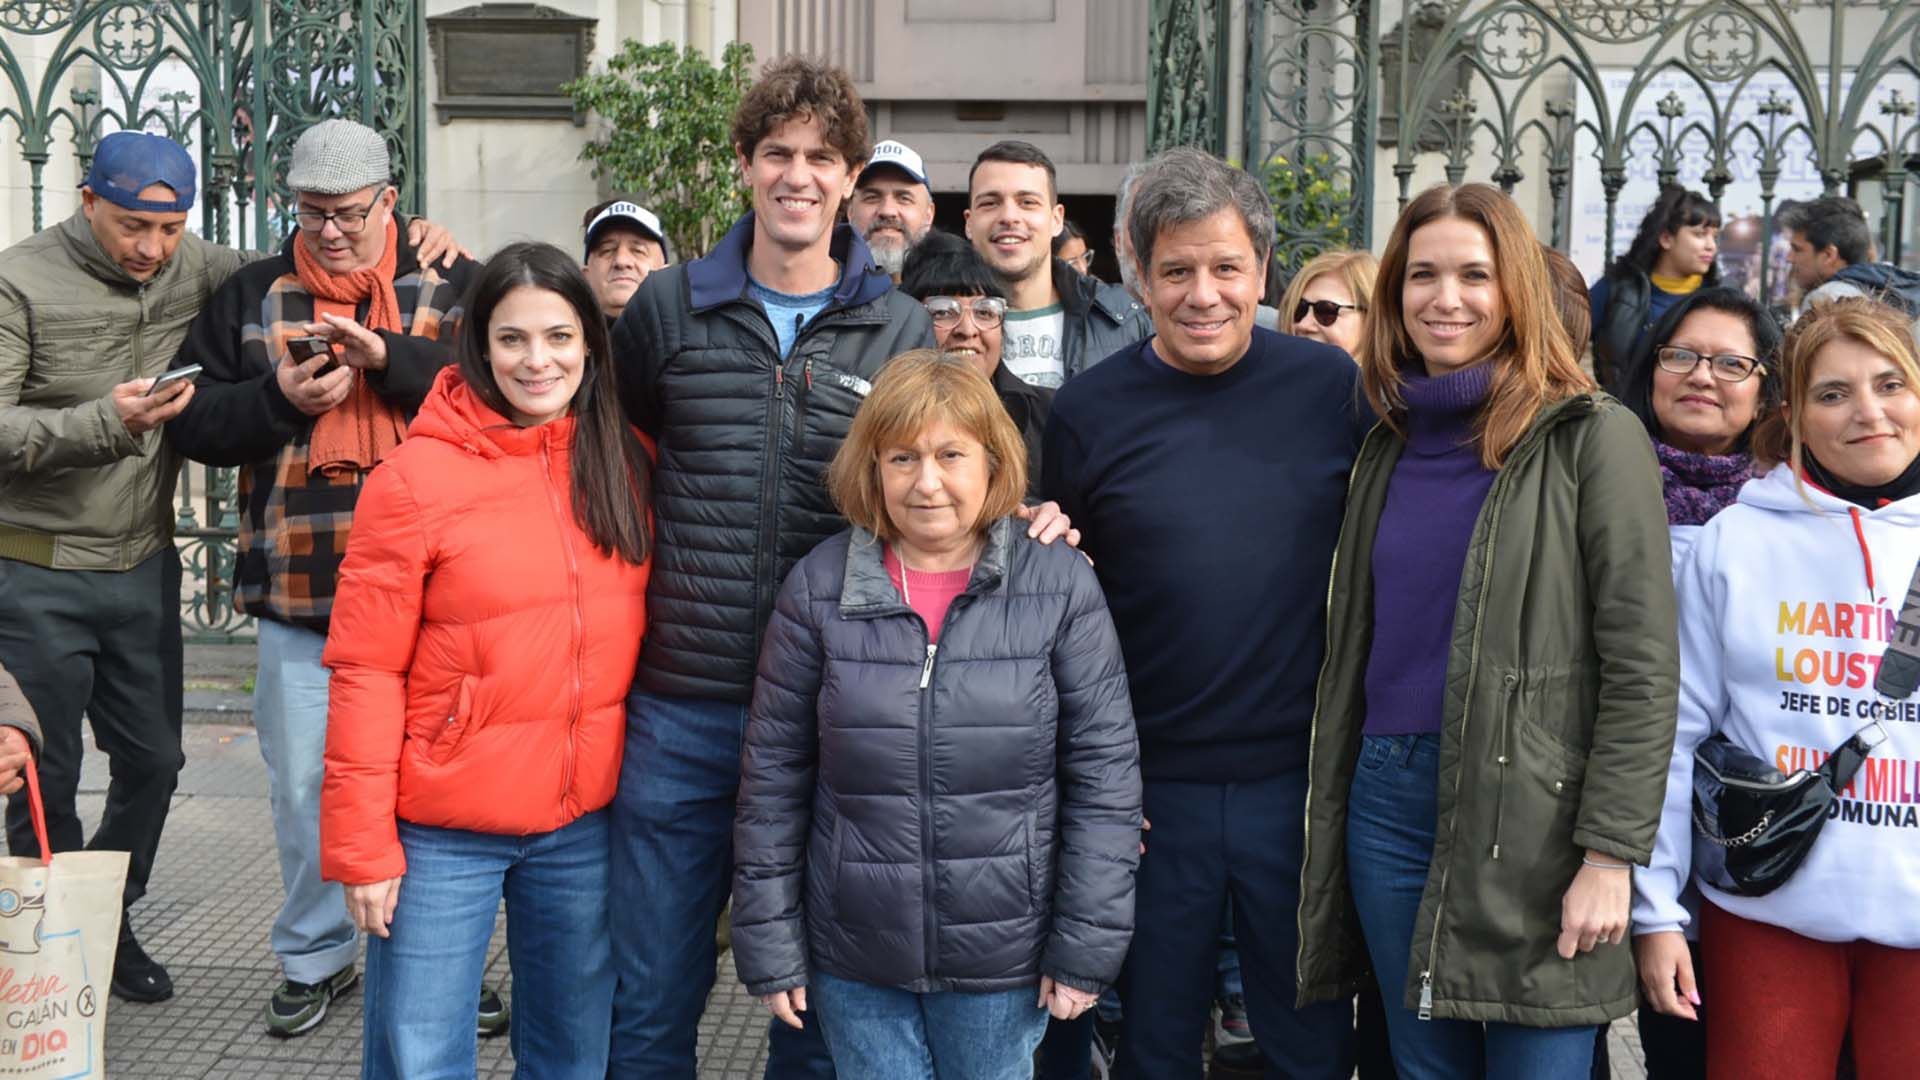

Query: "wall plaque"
left=426, top=4, right=597, bottom=124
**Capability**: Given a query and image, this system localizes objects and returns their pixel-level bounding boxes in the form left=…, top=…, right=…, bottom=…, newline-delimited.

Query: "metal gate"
left=1152, top=0, right=1920, bottom=295
left=2, top=0, right=425, bottom=640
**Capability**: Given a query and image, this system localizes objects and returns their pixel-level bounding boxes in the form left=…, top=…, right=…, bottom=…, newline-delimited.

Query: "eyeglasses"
left=294, top=186, right=387, bottom=235
left=1294, top=299, right=1360, bottom=327
left=1655, top=345, right=1764, bottom=383
left=1064, top=250, right=1094, bottom=274
left=923, top=296, right=1007, bottom=330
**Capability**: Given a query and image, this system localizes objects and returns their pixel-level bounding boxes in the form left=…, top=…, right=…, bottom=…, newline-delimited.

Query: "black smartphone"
left=287, top=335, right=340, bottom=377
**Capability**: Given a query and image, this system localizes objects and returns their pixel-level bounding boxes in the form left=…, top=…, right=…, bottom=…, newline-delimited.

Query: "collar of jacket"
left=1052, top=257, right=1136, bottom=326
left=838, top=515, right=1015, bottom=618
left=57, top=210, right=173, bottom=291
left=1368, top=387, right=1606, bottom=472
left=274, top=214, right=424, bottom=278
left=687, top=214, right=891, bottom=316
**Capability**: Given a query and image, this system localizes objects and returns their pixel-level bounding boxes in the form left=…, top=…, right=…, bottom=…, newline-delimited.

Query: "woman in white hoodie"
left=1633, top=297, right=1920, bottom=1079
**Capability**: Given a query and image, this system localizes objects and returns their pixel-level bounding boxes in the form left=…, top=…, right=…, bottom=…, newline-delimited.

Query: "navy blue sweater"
left=1042, top=329, right=1368, bottom=782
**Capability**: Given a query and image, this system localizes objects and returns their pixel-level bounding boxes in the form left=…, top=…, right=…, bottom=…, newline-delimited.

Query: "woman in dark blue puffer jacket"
left=731, top=350, right=1142, bottom=1080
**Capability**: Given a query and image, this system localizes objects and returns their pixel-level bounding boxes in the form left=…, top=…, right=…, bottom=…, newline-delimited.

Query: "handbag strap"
left=1820, top=720, right=1889, bottom=793
left=21, top=754, right=50, bottom=868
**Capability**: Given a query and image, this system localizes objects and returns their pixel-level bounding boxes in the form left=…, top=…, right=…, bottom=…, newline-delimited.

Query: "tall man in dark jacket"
left=167, top=119, right=489, bottom=1040
left=1042, top=147, right=1366, bottom=1079
left=965, top=141, right=1152, bottom=390
left=605, top=56, right=932, bottom=1079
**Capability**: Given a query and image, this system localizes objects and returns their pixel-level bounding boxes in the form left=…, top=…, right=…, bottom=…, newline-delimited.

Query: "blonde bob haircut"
left=828, top=350, right=1029, bottom=542
left=1359, top=183, right=1595, bottom=469
left=1752, top=297, right=1920, bottom=473
left=1279, top=249, right=1380, bottom=340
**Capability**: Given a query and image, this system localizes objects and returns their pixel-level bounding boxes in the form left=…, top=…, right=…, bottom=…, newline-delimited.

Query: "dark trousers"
left=1115, top=769, right=1353, bottom=1080
left=0, top=550, right=184, bottom=917
left=608, top=689, right=834, bottom=1079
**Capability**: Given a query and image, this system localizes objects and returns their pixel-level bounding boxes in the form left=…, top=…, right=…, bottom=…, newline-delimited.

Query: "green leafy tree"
left=1261, top=150, right=1355, bottom=264
left=565, top=40, right=755, bottom=259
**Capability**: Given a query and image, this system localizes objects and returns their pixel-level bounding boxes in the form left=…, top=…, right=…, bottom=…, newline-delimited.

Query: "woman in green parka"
left=1295, top=182, right=1680, bottom=1078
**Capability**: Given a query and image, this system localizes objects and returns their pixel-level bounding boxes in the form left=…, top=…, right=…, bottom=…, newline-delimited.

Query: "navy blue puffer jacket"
left=732, top=517, right=1142, bottom=996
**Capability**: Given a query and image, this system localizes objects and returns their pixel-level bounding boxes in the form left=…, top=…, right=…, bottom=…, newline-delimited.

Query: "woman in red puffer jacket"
left=320, top=241, right=651, bottom=1079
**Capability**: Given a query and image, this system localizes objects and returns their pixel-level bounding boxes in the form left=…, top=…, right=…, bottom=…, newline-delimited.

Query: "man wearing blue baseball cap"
left=0, top=128, right=462, bottom=1011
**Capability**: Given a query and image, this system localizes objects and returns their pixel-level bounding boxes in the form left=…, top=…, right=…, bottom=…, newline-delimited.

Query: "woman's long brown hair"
left=1359, top=183, right=1595, bottom=468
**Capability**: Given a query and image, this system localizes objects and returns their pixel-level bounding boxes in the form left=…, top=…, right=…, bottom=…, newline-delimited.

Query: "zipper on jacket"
left=919, top=643, right=937, bottom=689
left=914, top=593, right=972, bottom=983
left=790, top=356, right=814, bottom=463
left=751, top=359, right=788, bottom=643
left=542, top=434, right=585, bottom=804
left=1490, top=674, right=1517, bottom=861
left=1419, top=453, right=1515, bottom=1017
left=1296, top=422, right=1381, bottom=999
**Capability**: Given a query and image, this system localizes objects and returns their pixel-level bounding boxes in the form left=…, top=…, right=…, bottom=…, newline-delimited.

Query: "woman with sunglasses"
left=903, top=231, right=1050, bottom=497
left=1613, top=287, right=1781, bottom=1079
left=1295, top=183, right=1678, bottom=1078
left=1279, top=249, right=1379, bottom=359
left=1633, top=298, right=1920, bottom=1079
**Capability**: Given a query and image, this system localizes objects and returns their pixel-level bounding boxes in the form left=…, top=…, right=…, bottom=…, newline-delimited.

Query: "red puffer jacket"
left=320, top=366, right=650, bottom=886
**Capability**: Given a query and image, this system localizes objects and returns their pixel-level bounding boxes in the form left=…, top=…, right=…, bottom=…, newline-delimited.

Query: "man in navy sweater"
left=1043, top=147, right=1366, bottom=1078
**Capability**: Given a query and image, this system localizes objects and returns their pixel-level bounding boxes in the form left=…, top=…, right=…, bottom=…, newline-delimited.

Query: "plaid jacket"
left=166, top=226, right=479, bottom=631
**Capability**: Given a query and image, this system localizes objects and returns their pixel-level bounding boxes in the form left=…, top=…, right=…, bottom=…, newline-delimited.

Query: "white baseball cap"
left=584, top=201, right=668, bottom=261
left=859, top=140, right=929, bottom=188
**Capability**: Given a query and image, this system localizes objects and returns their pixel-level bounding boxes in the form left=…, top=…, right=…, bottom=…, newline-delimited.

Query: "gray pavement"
left=67, top=645, right=1645, bottom=1077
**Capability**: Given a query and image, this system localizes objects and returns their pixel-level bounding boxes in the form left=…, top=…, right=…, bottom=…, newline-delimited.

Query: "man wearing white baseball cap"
left=849, top=139, right=934, bottom=281
left=582, top=199, right=670, bottom=322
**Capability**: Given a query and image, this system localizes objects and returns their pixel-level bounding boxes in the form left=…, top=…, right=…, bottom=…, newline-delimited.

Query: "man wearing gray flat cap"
left=167, top=117, right=502, bottom=1041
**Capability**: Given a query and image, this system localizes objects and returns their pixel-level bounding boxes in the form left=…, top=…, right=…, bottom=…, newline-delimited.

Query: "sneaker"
left=110, top=933, right=173, bottom=1003
left=477, top=985, right=509, bottom=1038
left=265, top=965, right=359, bottom=1038
left=1211, top=994, right=1260, bottom=1067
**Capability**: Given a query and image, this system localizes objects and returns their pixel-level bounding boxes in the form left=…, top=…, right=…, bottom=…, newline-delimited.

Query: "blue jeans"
left=1346, top=734, right=1597, bottom=1080
left=1116, top=770, right=1353, bottom=1080
left=608, top=689, right=834, bottom=1078
left=254, top=619, right=359, bottom=983
left=811, top=970, right=1048, bottom=1080
left=362, top=812, right=612, bottom=1080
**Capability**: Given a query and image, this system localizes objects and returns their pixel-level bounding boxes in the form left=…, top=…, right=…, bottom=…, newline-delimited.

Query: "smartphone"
left=287, top=335, right=340, bottom=377
left=145, top=364, right=202, bottom=397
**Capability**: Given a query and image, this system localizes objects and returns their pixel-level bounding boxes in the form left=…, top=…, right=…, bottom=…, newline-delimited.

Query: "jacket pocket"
left=429, top=675, right=478, bottom=765
left=1025, top=807, right=1041, bottom=915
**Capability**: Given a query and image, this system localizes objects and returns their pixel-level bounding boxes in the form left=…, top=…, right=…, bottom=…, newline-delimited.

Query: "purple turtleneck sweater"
left=1364, top=364, right=1497, bottom=737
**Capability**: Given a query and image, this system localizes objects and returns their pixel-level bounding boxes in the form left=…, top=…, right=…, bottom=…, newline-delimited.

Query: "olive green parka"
left=1296, top=392, right=1679, bottom=1028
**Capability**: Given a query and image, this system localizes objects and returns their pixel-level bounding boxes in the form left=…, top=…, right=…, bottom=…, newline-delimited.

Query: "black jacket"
left=612, top=216, right=935, bottom=701
left=1056, top=260, right=1153, bottom=378
left=993, top=362, right=1052, bottom=500
left=732, top=518, right=1142, bottom=997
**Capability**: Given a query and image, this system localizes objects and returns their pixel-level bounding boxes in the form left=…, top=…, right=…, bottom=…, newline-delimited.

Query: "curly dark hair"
left=730, top=55, right=870, bottom=168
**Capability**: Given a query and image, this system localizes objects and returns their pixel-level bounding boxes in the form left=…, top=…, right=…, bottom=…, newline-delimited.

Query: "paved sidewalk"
left=65, top=645, right=1645, bottom=1077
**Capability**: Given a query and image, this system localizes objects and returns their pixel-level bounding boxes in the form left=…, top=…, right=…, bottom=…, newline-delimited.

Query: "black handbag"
left=1691, top=722, right=1886, bottom=897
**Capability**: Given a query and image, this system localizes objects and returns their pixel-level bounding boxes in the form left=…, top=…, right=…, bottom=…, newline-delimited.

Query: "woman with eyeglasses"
left=903, top=232, right=1050, bottom=497
left=1611, top=287, right=1781, bottom=1080
left=1632, top=298, right=1920, bottom=1080
left=1279, top=249, right=1379, bottom=359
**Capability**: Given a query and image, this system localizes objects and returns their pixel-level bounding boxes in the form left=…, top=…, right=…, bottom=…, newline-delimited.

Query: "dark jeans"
left=0, top=550, right=183, bottom=917
left=1115, top=769, right=1353, bottom=1080
left=607, top=689, right=834, bottom=1079
left=1347, top=734, right=1597, bottom=1080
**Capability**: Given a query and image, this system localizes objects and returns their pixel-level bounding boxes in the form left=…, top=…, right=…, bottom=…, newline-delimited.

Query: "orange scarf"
left=294, top=216, right=410, bottom=476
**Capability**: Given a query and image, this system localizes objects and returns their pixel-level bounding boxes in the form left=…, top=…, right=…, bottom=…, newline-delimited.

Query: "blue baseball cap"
left=82, top=131, right=196, bottom=213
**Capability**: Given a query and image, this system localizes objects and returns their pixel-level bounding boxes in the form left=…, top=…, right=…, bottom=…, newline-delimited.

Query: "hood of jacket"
left=407, top=365, right=576, bottom=461
left=688, top=215, right=893, bottom=314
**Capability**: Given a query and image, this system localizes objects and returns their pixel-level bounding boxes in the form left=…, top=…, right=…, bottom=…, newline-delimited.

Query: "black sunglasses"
left=1293, top=299, right=1360, bottom=328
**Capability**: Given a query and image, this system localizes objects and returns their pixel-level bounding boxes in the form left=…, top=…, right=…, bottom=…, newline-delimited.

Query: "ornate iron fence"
left=1151, top=1, right=1920, bottom=299
left=2, top=0, right=425, bottom=641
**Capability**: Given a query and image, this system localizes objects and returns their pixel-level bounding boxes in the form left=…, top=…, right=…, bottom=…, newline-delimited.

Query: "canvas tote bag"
left=0, top=757, right=127, bottom=1078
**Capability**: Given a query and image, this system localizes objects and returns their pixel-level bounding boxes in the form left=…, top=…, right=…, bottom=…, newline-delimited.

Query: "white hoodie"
left=1634, top=463, right=1920, bottom=946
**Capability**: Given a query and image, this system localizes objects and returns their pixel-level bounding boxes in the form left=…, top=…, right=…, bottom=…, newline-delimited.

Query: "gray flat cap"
left=286, top=119, right=390, bottom=194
